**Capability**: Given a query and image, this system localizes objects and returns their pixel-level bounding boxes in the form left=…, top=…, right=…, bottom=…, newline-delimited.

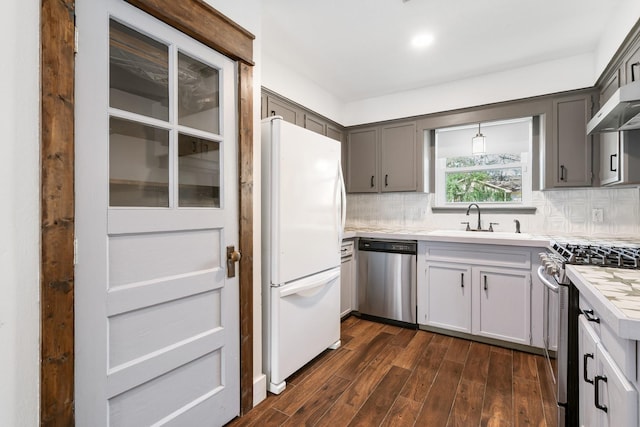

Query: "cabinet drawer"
left=424, top=243, right=531, bottom=269
left=580, top=296, right=636, bottom=379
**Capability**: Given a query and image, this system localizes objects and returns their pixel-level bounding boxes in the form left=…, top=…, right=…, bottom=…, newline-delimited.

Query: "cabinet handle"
left=594, top=375, right=608, bottom=413
left=385, top=174, right=389, bottom=187
left=632, top=62, right=640, bottom=82
left=583, top=309, right=600, bottom=323
left=583, top=353, right=594, bottom=384
left=460, top=272, right=464, bottom=288
left=560, top=164, right=566, bottom=181
left=483, top=275, right=488, bottom=291
left=370, top=175, right=375, bottom=188
left=610, top=153, right=617, bottom=172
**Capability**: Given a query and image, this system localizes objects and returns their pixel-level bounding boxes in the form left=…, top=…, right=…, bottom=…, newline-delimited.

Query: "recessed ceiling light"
left=411, top=33, right=434, bottom=49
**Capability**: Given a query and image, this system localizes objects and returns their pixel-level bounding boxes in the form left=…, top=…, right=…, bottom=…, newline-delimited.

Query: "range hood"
left=587, top=81, right=640, bottom=134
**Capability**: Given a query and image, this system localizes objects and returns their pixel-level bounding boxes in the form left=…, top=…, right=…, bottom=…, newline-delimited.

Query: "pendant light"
left=472, top=123, right=486, bottom=155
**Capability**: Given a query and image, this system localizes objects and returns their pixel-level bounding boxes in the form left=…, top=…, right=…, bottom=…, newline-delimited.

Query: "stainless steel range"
left=538, top=239, right=640, bottom=427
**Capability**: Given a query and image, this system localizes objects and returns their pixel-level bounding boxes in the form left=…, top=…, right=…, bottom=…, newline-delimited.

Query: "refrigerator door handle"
left=279, top=269, right=340, bottom=298
left=338, top=161, right=347, bottom=241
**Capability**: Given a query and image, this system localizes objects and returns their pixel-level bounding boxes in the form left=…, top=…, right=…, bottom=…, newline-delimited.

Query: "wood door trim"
left=40, top=1, right=255, bottom=424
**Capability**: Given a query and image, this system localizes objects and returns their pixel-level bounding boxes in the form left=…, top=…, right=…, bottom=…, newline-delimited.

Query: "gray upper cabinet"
left=380, top=122, right=417, bottom=191
left=623, top=39, right=640, bottom=84
left=260, top=89, right=346, bottom=176
left=265, top=95, right=304, bottom=126
left=550, top=94, right=593, bottom=187
left=347, top=121, right=420, bottom=193
left=327, top=124, right=343, bottom=142
left=599, top=130, right=640, bottom=186
left=599, top=69, right=621, bottom=105
left=304, top=113, right=326, bottom=135
left=347, top=127, right=379, bottom=192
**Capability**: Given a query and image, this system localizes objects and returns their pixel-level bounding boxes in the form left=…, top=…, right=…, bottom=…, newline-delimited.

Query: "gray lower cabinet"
left=347, top=121, right=419, bottom=193
left=550, top=94, right=593, bottom=187
left=340, top=240, right=355, bottom=318
left=418, top=242, right=540, bottom=348
left=578, top=315, right=638, bottom=427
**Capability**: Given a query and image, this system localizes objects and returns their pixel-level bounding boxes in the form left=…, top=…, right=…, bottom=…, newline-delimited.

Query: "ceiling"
left=262, top=0, right=626, bottom=103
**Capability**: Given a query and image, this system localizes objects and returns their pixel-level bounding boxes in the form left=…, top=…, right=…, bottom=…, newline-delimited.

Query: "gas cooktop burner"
left=552, top=242, right=640, bottom=269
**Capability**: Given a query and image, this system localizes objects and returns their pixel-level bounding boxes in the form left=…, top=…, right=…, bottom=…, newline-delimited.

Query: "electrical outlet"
left=592, top=208, right=604, bottom=223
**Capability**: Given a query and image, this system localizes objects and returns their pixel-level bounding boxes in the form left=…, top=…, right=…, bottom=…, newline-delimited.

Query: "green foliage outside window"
left=445, top=168, right=521, bottom=203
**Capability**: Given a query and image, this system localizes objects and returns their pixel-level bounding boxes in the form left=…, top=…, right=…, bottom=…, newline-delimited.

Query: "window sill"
left=431, top=206, right=537, bottom=214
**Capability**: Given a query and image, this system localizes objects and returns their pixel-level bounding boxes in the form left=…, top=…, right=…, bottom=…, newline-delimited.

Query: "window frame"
left=434, top=117, right=533, bottom=207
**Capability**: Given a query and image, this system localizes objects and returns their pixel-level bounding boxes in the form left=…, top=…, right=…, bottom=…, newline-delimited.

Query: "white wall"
left=0, top=1, right=40, bottom=426
left=202, top=0, right=267, bottom=406
left=264, top=7, right=640, bottom=127
left=262, top=54, right=345, bottom=124
left=595, top=0, right=640, bottom=77
left=342, top=53, right=596, bottom=126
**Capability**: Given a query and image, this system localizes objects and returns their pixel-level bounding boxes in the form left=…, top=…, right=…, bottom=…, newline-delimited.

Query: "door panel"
left=75, top=1, right=239, bottom=425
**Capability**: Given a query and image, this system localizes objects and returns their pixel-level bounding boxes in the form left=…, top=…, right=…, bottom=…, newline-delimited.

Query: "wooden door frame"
left=41, top=0, right=255, bottom=424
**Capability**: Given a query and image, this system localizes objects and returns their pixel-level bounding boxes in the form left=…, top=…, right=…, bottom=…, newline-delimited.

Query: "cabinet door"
left=380, top=122, right=417, bottom=192
left=473, top=268, right=531, bottom=345
left=599, top=131, right=620, bottom=185
left=304, top=113, right=326, bottom=135
left=595, top=343, right=638, bottom=427
left=579, top=315, right=600, bottom=427
left=623, top=41, right=640, bottom=84
left=551, top=95, right=593, bottom=187
left=419, top=262, right=471, bottom=333
left=600, top=70, right=621, bottom=105
left=326, top=125, right=344, bottom=142
left=266, top=96, right=304, bottom=126
left=340, top=255, right=354, bottom=318
left=347, top=127, right=378, bottom=193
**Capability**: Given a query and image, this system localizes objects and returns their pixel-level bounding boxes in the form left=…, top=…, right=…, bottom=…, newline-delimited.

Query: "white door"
left=75, top=1, right=239, bottom=425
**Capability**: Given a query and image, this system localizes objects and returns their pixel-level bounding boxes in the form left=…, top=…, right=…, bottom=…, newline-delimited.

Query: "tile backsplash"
left=346, top=187, right=640, bottom=237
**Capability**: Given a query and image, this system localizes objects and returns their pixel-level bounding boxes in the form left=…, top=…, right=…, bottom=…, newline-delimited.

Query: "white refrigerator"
left=261, top=116, right=346, bottom=394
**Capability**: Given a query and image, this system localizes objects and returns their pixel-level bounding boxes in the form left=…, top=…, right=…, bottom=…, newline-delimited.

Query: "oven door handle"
left=537, top=266, right=560, bottom=293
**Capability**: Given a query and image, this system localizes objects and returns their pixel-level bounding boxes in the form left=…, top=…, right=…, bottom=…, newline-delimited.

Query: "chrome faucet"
left=466, top=203, right=482, bottom=230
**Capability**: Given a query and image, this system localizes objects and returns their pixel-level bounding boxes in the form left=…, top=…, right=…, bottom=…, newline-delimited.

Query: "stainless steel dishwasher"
left=357, top=239, right=417, bottom=326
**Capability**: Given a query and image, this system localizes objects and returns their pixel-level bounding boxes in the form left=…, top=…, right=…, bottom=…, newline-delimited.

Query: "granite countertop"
left=567, top=265, right=640, bottom=340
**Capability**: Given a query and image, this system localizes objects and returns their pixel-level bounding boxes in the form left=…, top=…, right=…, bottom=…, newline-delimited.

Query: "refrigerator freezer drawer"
left=268, top=268, right=341, bottom=393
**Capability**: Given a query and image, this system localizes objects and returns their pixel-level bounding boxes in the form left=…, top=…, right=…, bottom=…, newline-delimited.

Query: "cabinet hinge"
left=74, top=238, right=78, bottom=265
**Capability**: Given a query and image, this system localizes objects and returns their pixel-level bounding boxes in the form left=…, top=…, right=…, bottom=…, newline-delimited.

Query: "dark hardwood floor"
left=227, top=316, right=558, bottom=427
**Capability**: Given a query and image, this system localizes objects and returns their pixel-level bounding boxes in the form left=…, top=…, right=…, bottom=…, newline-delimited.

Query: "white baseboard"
left=253, top=373, right=267, bottom=407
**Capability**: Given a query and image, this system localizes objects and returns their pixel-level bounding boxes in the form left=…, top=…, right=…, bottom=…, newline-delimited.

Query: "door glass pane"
left=178, top=52, right=220, bottom=134
left=178, top=133, right=220, bottom=207
left=110, top=117, right=169, bottom=207
left=110, top=19, right=169, bottom=121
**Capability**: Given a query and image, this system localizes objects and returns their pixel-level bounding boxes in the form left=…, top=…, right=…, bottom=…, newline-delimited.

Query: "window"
left=434, top=117, right=533, bottom=206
